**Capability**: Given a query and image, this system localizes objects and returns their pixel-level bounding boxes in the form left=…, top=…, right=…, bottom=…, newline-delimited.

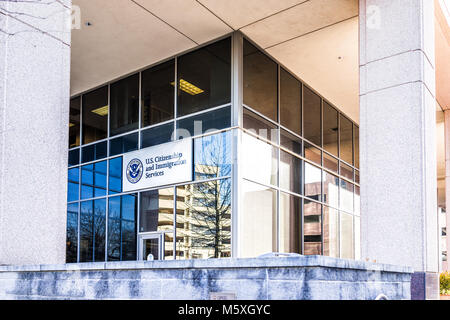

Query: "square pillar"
left=360, top=0, right=439, bottom=299
left=0, top=1, right=72, bottom=264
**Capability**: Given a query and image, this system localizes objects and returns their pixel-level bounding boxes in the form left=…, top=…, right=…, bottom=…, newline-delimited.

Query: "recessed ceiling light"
left=171, top=79, right=204, bottom=95
left=91, top=105, right=109, bottom=116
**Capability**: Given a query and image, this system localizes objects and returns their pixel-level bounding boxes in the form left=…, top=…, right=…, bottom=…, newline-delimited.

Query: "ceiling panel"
left=71, top=0, right=195, bottom=95
left=197, top=0, right=307, bottom=29
left=267, top=17, right=359, bottom=123
left=133, top=0, right=232, bottom=44
left=242, top=0, right=358, bottom=49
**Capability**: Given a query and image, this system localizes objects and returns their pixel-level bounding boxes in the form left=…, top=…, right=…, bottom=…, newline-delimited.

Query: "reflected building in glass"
left=66, top=33, right=359, bottom=263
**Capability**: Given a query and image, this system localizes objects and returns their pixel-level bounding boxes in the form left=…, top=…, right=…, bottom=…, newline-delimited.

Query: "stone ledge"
left=0, top=256, right=413, bottom=274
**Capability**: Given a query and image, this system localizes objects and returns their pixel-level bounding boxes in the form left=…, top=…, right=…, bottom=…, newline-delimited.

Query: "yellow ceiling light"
left=69, top=123, right=75, bottom=128
left=171, top=79, right=204, bottom=95
left=91, top=105, right=109, bottom=116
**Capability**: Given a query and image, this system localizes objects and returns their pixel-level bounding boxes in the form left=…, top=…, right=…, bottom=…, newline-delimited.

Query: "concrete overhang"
left=71, top=0, right=359, bottom=123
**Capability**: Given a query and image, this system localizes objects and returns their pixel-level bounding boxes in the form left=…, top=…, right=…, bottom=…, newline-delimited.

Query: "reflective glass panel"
left=354, top=124, right=359, bottom=168
left=280, top=129, right=302, bottom=156
left=82, top=86, right=108, bottom=144
left=354, top=186, right=360, bottom=216
left=240, top=180, right=277, bottom=257
left=176, top=179, right=231, bottom=259
left=81, top=161, right=107, bottom=199
left=280, top=150, right=302, bottom=195
left=355, top=170, right=360, bottom=184
left=303, top=200, right=322, bottom=255
left=69, top=149, right=80, bottom=167
left=304, top=162, right=322, bottom=201
left=323, top=152, right=338, bottom=173
left=340, top=179, right=354, bottom=213
left=304, top=142, right=321, bottom=166
left=163, top=233, right=175, bottom=260
left=279, top=192, right=302, bottom=254
left=81, top=141, right=107, bottom=163
left=323, top=206, right=339, bottom=258
left=243, top=39, right=278, bottom=121
left=243, top=108, right=278, bottom=144
left=340, top=162, right=353, bottom=181
left=68, top=167, right=79, bottom=202
left=323, top=171, right=339, bottom=209
left=93, top=198, right=106, bottom=262
left=69, top=97, right=81, bottom=148
left=110, top=74, right=139, bottom=136
left=194, top=131, right=232, bottom=180
left=354, top=216, right=360, bottom=260
left=176, top=106, right=231, bottom=138
left=109, top=157, right=122, bottom=195
left=340, top=114, right=353, bottom=165
left=109, top=132, right=138, bottom=157
left=303, top=86, right=321, bottom=146
left=140, top=188, right=174, bottom=233
left=177, top=38, right=231, bottom=116
left=80, top=201, right=93, bottom=262
left=323, top=101, right=338, bottom=156
left=280, top=68, right=301, bottom=135
left=340, top=212, right=354, bottom=259
left=108, top=194, right=137, bottom=261
left=142, top=60, right=175, bottom=127
left=141, top=122, right=174, bottom=149
left=242, top=133, right=278, bottom=187
left=66, top=203, right=78, bottom=263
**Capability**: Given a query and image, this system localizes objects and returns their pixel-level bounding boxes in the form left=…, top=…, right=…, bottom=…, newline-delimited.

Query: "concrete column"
left=445, top=110, right=450, bottom=271
left=360, top=0, right=439, bottom=299
left=0, top=1, right=71, bottom=264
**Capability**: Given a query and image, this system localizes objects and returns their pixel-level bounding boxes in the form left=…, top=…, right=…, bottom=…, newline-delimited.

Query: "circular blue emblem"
left=126, top=158, right=143, bottom=184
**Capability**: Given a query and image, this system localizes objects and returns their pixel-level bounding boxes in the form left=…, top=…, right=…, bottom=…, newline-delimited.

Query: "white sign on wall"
left=122, top=139, right=193, bottom=192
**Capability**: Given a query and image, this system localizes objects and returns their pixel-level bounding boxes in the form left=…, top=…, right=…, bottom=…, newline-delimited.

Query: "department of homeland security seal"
left=126, top=158, right=143, bottom=184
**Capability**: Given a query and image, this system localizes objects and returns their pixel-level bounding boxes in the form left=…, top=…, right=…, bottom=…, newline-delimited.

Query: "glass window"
left=81, top=161, right=107, bottom=199
left=280, top=150, right=302, bottom=195
left=109, top=157, right=122, bottom=195
left=142, top=60, right=175, bottom=127
left=81, top=141, right=107, bottom=163
left=109, top=133, right=138, bottom=157
left=177, top=38, right=231, bottom=117
left=108, top=194, right=137, bottom=261
left=280, top=129, right=302, bottom=156
left=340, top=212, right=354, bottom=259
left=355, top=170, right=360, bottom=184
left=82, top=86, right=108, bottom=144
left=304, top=162, right=322, bottom=201
left=303, top=86, right=321, bottom=146
left=280, top=68, right=301, bottom=135
left=303, top=199, right=322, bottom=255
left=110, top=74, right=139, bottom=136
left=176, top=106, right=231, bottom=138
left=68, top=167, right=79, bottom=202
left=323, top=152, right=338, bottom=173
left=69, top=97, right=81, bottom=148
left=176, top=179, right=232, bottom=259
left=140, top=188, right=174, bottom=233
left=354, top=216, right=360, bottom=260
left=240, top=180, right=277, bottom=257
left=323, top=171, right=339, bottom=209
left=354, top=124, right=359, bottom=169
left=340, top=114, right=353, bottom=165
left=323, top=101, right=338, bottom=156
left=66, top=203, right=78, bottom=263
left=304, top=142, right=321, bottom=166
left=243, top=108, right=278, bottom=144
left=340, top=179, right=354, bottom=213
left=242, top=133, right=278, bottom=187
left=340, top=162, right=353, bottom=181
left=354, top=186, right=360, bottom=216
left=194, top=131, right=232, bottom=181
left=323, top=206, right=339, bottom=258
left=243, top=39, right=278, bottom=121
left=68, top=149, right=80, bottom=167
left=79, top=199, right=106, bottom=262
left=141, top=122, right=174, bottom=149
left=279, top=192, right=302, bottom=254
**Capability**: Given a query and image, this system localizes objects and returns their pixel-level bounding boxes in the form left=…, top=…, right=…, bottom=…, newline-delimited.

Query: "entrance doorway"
left=138, top=233, right=164, bottom=261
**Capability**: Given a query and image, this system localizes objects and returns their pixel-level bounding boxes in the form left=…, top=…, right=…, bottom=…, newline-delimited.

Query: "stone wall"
left=0, top=256, right=412, bottom=300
